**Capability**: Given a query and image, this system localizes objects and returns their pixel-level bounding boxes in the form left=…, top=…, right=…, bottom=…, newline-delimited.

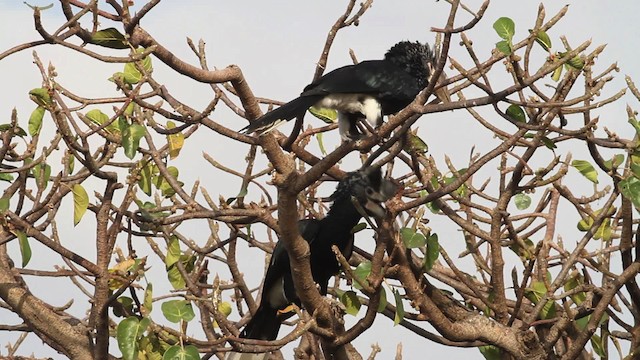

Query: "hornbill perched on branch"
left=227, top=167, right=397, bottom=359
left=240, top=41, right=435, bottom=141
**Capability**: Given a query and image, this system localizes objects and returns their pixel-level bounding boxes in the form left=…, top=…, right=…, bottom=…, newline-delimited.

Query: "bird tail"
left=240, top=305, right=281, bottom=341
left=225, top=306, right=280, bottom=360
left=225, top=351, right=267, bottom=360
left=240, top=96, right=321, bottom=135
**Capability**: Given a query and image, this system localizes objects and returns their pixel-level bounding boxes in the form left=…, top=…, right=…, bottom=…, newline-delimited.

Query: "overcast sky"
left=1, top=1, right=638, bottom=358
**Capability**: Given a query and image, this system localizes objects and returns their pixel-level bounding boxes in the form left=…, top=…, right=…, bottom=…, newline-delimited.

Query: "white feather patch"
left=315, top=94, right=382, bottom=126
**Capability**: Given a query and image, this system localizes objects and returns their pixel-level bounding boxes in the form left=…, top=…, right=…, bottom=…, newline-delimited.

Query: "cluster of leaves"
left=335, top=225, right=439, bottom=323
left=619, top=116, right=640, bottom=208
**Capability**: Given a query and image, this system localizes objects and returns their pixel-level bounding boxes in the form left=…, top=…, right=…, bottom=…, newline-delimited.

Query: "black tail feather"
left=240, top=95, right=321, bottom=135
left=240, top=305, right=281, bottom=341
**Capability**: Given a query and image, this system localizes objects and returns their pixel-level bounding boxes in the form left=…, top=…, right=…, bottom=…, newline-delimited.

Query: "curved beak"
left=363, top=178, right=399, bottom=218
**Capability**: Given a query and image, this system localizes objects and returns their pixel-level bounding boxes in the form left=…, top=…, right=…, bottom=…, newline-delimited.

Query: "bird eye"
left=365, top=187, right=375, bottom=196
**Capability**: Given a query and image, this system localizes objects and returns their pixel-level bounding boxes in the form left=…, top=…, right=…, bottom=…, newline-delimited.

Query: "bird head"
left=329, top=167, right=398, bottom=218
left=385, top=41, right=434, bottom=88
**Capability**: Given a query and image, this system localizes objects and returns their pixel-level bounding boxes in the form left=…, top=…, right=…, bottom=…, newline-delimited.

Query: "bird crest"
left=385, top=41, right=434, bottom=88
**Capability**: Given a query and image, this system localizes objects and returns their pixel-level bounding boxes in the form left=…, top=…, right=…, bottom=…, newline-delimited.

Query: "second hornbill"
left=240, top=41, right=435, bottom=141
left=235, top=167, right=397, bottom=346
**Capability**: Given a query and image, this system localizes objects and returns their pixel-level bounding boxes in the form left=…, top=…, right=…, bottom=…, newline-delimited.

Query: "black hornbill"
left=240, top=41, right=435, bottom=141
left=229, top=167, right=397, bottom=358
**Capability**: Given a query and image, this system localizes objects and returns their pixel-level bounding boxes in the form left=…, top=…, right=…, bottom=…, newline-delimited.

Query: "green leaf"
left=316, top=133, right=327, bottom=156
left=90, top=27, right=128, bottom=49
left=377, top=286, right=387, bottom=313
left=594, top=218, right=612, bottom=241
left=66, top=154, right=75, bottom=175
left=530, top=29, right=552, bottom=52
left=404, top=132, right=429, bottom=154
left=166, top=255, right=195, bottom=290
left=350, top=222, right=367, bottom=234
left=162, top=344, right=200, bottom=360
left=72, top=184, right=89, bottom=226
left=630, top=157, right=640, bottom=178
left=117, top=316, right=149, bottom=360
left=426, top=201, right=440, bottom=214
left=551, top=65, right=563, bottom=81
left=28, top=106, right=45, bottom=136
left=506, top=104, right=526, bottom=122
left=620, top=176, right=640, bottom=209
left=122, top=123, right=146, bottom=159
left=630, top=117, right=640, bottom=137
left=124, top=102, right=135, bottom=116
left=0, top=173, right=13, bottom=182
left=571, top=160, right=599, bottom=184
left=32, top=163, right=51, bottom=190
left=514, top=193, right=531, bottom=210
left=541, top=302, right=557, bottom=319
left=16, top=231, right=31, bottom=267
left=577, top=216, right=593, bottom=231
left=524, top=281, right=556, bottom=319
left=156, top=166, right=182, bottom=198
left=603, top=154, right=624, bottom=171
left=400, top=227, right=426, bottom=248
left=138, top=161, right=154, bottom=196
left=136, top=201, right=170, bottom=225
left=340, top=290, right=361, bottom=316
left=575, top=314, right=590, bottom=330
left=591, top=333, right=605, bottom=357
left=479, top=345, right=501, bottom=360
left=166, top=121, right=184, bottom=160
left=122, top=64, right=143, bottom=85
left=541, top=136, right=556, bottom=150
left=143, top=283, right=153, bottom=316
left=86, top=109, right=119, bottom=134
left=563, top=273, right=586, bottom=305
left=525, top=281, right=546, bottom=304
left=424, top=233, right=439, bottom=271
left=566, top=55, right=585, bottom=70
left=0, top=123, right=27, bottom=137
left=353, top=261, right=372, bottom=290
left=122, top=49, right=153, bottom=85
left=218, top=301, right=232, bottom=317
left=0, top=197, right=9, bottom=212
left=166, top=264, right=184, bottom=289
left=161, top=300, right=195, bottom=323
left=113, top=296, right=134, bottom=318
left=28, top=88, right=51, bottom=107
left=392, top=289, right=405, bottom=326
left=226, top=182, right=248, bottom=205
left=496, top=40, right=512, bottom=55
left=139, top=335, right=164, bottom=360
left=493, top=17, right=515, bottom=40
left=165, top=236, right=181, bottom=268
left=509, top=238, right=535, bottom=261
left=309, top=106, right=337, bottom=123
left=111, top=71, right=139, bottom=85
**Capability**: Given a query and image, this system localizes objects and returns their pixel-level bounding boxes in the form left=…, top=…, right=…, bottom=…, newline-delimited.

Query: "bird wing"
left=301, top=60, right=423, bottom=113
left=259, top=218, right=322, bottom=307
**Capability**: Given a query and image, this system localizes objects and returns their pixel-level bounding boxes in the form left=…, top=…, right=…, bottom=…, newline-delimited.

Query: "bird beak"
left=363, top=199, right=387, bottom=218
left=363, top=178, right=399, bottom=217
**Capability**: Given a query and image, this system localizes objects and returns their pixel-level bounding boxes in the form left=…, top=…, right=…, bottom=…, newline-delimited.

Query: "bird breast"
left=315, top=94, right=382, bottom=126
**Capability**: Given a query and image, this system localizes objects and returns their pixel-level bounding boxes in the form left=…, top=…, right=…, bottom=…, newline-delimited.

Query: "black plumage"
left=239, top=167, right=397, bottom=341
left=240, top=41, right=434, bottom=140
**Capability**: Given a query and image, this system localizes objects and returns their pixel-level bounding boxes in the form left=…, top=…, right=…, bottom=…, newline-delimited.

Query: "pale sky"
left=0, top=1, right=638, bottom=358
